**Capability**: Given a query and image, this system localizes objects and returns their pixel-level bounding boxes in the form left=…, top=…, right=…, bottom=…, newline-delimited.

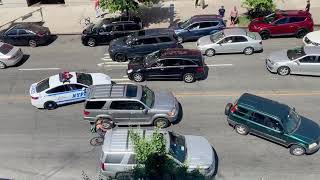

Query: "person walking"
left=95, top=0, right=100, bottom=18
left=218, top=6, right=226, bottom=17
left=230, top=6, right=239, bottom=26
left=195, top=0, right=205, bottom=9
left=305, top=0, right=310, bottom=12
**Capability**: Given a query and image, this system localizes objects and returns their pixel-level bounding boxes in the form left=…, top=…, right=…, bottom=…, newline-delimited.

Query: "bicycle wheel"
left=90, top=137, right=104, bottom=146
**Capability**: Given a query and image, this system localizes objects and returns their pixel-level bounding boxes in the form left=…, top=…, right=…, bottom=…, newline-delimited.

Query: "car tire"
left=243, top=47, right=254, bottom=55
left=277, top=66, right=290, bottom=76
left=29, top=40, right=37, bottom=47
left=290, top=145, right=306, bottom=156
left=183, top=73, right=195, bottom=83
left=225, top=103, right=233, bottom=116
left=259, top=31, right=270, bottom=40
left=153, top=118, right=170, bottom=128
left=205, top=48, right=215, bottom=57
left=0, top=61, right=7, bottom=69
left=87, top=38, right=96, bottom=47
left=132, top=73, right=144, bottom=82
left=296, top=29, right=308, bottom=39
left=114, top=53, right=126, bottom=62
left=177, top=36, right=183, bottom=43
left=235, top=124, right=249, bottom=135
left=44, top=101, right=57, bottom=110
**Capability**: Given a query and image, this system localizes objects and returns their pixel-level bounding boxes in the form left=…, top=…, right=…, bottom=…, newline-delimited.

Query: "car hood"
left=153, top=90, right=176, bottom=111
left=197, top=35, right=213, bottom=46
left=250, top=18, right=269, bottom=27
left=91, top=73, right=112, bottom=85
left=305, top=31, right=320, bottom=44
left=185, top=135, right=214, bottom=168
left=292, top=117, right=320, bottom=143
left=82, top=24, right=95, bottom=34
left=169, top=23, right=181, bottom=30
left=268, top=50, right=291, bottom=63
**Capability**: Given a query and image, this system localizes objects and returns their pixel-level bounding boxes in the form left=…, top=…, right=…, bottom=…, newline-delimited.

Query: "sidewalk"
left=0, top=0, right=320, bottom=34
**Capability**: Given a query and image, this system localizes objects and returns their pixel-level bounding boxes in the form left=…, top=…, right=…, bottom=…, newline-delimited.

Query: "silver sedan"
left=266, top=46, right=320, bottom=76
left=0, top=42, right=23, bottom=69
left=197, top=28, right=263, bottom=56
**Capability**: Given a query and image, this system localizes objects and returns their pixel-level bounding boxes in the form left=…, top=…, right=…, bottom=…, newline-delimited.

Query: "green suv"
left=225, top=93, right=320, bottom=156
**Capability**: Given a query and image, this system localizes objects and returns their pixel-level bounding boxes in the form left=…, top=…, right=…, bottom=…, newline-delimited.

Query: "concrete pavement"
left=1, top=0, right=320, bottom=34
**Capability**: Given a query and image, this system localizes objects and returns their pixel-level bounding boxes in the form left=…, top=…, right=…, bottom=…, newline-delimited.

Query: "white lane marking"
left=97, top=63, right=128, bottom=67
left=206, top=64, right=233, bottom=67
left=101, top=57, right=112, bottom=61
left=111, top=78, right=130, bottom=81
left=19, top=68, right=61, bottom=71
left=97, top=63, right=105, bottom=67
left=104, top=53, right=110, bottom=55
left=123, top=75, right=128, bottom=78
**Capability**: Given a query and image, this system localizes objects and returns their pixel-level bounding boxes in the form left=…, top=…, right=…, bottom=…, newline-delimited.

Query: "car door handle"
left=160, top=68, right=165, bottom=70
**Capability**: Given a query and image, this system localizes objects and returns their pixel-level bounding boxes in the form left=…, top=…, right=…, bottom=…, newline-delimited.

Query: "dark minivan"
left=81, top=16, right=142, bottom=47
left=225, top=93, right=320, bottom=156
left=127, top=48, right=206, bottom=83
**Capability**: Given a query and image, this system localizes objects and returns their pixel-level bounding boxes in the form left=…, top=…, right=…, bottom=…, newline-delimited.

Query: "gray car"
left=266, top=46, right=320, bottom=76
left=100, top=128, right=217, bottom=179
left=83, top=84, right=180, bottom=128
left=197, top=28, right=263, bottom=56
left=0, top=42, right=23, bottom=69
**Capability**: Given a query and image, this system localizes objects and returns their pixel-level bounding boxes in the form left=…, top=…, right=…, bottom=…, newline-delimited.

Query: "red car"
left=249, top=10, right=313, bottom=40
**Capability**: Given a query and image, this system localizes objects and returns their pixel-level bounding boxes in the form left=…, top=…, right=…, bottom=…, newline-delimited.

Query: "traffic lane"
left=170, top=95, right=320, bottom=180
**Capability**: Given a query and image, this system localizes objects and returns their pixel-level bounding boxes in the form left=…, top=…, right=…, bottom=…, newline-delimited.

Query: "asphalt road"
left=0, top=35, right=319, bottom=180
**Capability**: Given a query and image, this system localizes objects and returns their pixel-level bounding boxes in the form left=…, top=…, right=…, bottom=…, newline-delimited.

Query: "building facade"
left=0, top=0, right=92, bottom=7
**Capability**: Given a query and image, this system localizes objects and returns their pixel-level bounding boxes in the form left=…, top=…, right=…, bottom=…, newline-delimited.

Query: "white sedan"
left=29, top=72, right=111, bottom=109
left=303, top=30, right=320, bottom=46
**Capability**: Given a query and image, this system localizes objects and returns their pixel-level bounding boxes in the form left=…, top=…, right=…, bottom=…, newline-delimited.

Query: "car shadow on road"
left=12, top=54, right=30, bottom=67
left=42, top=35, right=58, bottom=46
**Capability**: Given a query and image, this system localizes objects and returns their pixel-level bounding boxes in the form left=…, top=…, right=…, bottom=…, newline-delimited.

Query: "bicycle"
left=80, top=16, right=91, bottom=27
left=89, top=136, right=104, bottom=146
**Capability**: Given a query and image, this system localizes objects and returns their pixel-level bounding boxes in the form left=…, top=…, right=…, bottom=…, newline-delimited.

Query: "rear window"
left=36, top=78, right=50, bottom=92
left=85, top=101, right=106, bottom=109
left=76, top=73, right=93, bottom=86
left=0, top=43, right=14, bottom=55
left=105, top=154, right=124, bottom=164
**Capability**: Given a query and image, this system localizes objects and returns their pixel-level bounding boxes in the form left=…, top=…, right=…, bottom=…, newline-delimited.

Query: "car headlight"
left=309, top=143, right=317, bottom=149
left=127, top=69, right=133, bottom=73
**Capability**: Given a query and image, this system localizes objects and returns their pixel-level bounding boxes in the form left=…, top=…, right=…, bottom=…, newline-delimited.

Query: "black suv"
left=127, top=48, right=206, bottom=83
left=81, top=16, right=142, bottom=47
left=108, top=28, right=182, bottom=62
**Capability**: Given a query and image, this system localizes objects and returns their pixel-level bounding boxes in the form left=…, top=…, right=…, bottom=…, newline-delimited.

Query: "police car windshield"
left=76, top=73, right=93, bottom=86
left=36, top=78, right=49, bottom=92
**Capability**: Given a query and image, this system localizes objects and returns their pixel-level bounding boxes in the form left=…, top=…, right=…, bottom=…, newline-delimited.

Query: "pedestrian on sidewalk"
left=195, top=0, right=205, bottom=9
left=230, top=6, right=239, bottom=26
left=305, top=0, right=310, bottom=12
left=218, top=6, right=226, bottom=17
left=95, top=0, right=101, bottom=18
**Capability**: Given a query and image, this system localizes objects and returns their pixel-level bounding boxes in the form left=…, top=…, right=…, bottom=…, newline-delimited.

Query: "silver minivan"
left=100, top=128, right=217, bottom=179
left=83, top=84, right=180, bottom=128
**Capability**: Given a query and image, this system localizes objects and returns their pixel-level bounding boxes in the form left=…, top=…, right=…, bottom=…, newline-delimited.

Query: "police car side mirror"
left=82, top=87, right=86, bottom=91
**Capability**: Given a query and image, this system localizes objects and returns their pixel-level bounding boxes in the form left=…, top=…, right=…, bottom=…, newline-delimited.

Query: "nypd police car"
left=29, top=72, right=111, bottom=109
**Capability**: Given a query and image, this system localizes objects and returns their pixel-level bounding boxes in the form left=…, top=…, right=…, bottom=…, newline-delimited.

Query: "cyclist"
left=95, top=118, right=109, bottom=138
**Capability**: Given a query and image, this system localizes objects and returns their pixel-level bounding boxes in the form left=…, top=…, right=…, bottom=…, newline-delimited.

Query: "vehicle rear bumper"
left=31, top=99, right=44, bottom=109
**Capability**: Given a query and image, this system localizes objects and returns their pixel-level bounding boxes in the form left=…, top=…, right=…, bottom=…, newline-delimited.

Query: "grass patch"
left=238, top=15, right=250, bottom=26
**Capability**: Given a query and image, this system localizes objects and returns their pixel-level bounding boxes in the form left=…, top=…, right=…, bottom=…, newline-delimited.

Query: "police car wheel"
left=44, top=101, right=57, bottom=110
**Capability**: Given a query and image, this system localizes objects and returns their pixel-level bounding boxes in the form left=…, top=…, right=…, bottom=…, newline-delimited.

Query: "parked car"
left=303, top=30, right=320, bottom=46
left=225, top=93, right=320, bottom=156
left=248, top=10, right=313, bottom=40
left=0, top=42, right=24, bottom=69
left=108, top=28, right=182, bottom=62
left=0, top=23, right=51, bottom=47
left=29, top=72, right=111, bottom=109
left=81, top=16, right=142, bottom=47
left=266, top=46, right=320, bottom=76
left=83, top=84, right=180, bottom=128
left=170, top=14, right=225, bottom=43
left=197, top=28, right=263, bottom=56
left=127, top=48, right=206, bottom=83
left=100, top=128, right=217, bottom=179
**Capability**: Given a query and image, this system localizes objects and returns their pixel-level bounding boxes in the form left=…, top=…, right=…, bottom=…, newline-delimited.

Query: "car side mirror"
left=143, top=109, right=148, bottom=114
left=227, top=40, right=232, bottom=43
left=295, top=61, right=300, bottom=65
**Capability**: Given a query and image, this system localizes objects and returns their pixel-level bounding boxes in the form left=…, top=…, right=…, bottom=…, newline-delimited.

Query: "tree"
left=242, top=0, right=276, bottom=19
left=100, top=0, right=159, bottom=15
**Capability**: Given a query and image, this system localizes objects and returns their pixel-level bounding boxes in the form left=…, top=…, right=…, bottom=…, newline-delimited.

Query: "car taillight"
left=196, top=67, right=204, bottom=73
left=101, top=162, right=106, bottom=171
left=83, top=110, right=90, bottom=116
left=37, top=32, right=45, bottom=37
left=31, top=96, right=39, bottom=100
left=230, top=104, right=238, bottom=113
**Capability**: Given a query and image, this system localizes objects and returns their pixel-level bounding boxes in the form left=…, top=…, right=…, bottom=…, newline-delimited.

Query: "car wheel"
left=290, top=145, right=306, bottom=156
left=225, top=103, right=233, bottom=116
left=243, top=47, right=254, bottom=55
left=132, top=73, right=144, bottom=82
left=277, top=66, right=290, bottom=76
left=177, top=36, right=183, bottom=43
left=296, top=29, right=308, bottom=39
left=260, top=31, right=270, bottom=40
left=115, top=53, right=126, bottom=62
left=29, top=40, right=37, bottom=47
left=153, top=118, right=170, bottom=128
left=205, top=48, right=215, bottom=57
left=235, top=124, right=249, bottom=135
left=87, top=38, right=96, bottom=47
left=0, top=61, right=7, bottom=69
left=44, top=101, right=57, bottom=110
left=183, top=73, right=195, bottom=83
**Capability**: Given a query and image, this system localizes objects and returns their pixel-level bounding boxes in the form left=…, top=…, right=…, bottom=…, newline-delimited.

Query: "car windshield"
left=287, top=47, right=306, bottom=60
left=144, top=50, right=161, bottom=66
left=246, top=31, right=257, bottom=40
left=93, top=19, right=105, bottom=29
left=284, top=108, right=301, bottom=133
left=0, top=43, right=13, bottom=55
left=263, top=13, right=277, bottom=24
left=210, top=32, right=224, bottom=43
left=179, top=19, right=191, bottom=29
left=76, top=73, right=93, bottom=86
left=36, top=78, right=50, bottom=92
left=169, top=132, right=187, bottom=163
left=140, top=86, right=155, bottom=108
